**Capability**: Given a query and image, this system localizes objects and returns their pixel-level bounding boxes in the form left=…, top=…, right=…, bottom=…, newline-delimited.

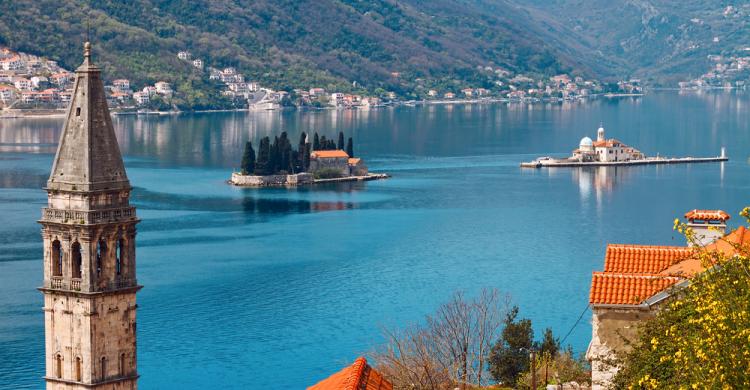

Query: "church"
left=39, top=42, right=141, bottom=389
left=572, top=126, right=644, bottom=163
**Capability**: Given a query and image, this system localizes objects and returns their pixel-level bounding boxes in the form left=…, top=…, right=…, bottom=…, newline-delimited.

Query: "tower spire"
left=40, top=39, right=140, bottom=390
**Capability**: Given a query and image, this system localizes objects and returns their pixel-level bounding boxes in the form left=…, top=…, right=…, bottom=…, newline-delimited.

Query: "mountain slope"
left=0, top=0, right=597, bottom=98
left=515, top=0, right=750, bottom=84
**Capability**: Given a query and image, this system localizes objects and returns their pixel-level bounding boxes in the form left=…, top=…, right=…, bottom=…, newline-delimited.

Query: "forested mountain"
left=0, top=0, right=595, bottom=101
left=515, top=1, right=750, bottom=85
left=1, top=0, right=745, bottom=104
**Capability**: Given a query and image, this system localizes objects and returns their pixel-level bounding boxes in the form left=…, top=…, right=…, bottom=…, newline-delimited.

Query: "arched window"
left=96, top=239, right=106, bottom=278
left=52, top=240, right=63, bottom=277
left=55, top=354, right=62, bottom=378
left=100, top=356, right=107, bottom=381
left=116, top=239, right=124, bottom=276
left=75, top=356, right=82, bottom=381
left=119, top=353, right=126, bottom=375
left=71, top=242, right=82, bottom=279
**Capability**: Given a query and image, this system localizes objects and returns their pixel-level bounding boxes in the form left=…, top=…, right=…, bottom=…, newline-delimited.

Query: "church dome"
left=579, top=136, right=593, bottom=151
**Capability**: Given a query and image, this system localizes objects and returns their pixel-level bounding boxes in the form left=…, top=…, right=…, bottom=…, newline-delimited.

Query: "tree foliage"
left=612, top=207, right=750, bottom=389
left=240, top=141, right=255, bottom=175
left=487, top=306, right=534, bottom=386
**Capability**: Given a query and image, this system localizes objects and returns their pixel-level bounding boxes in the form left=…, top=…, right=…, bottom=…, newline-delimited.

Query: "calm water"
left=1, top=92, right=749, bottom=388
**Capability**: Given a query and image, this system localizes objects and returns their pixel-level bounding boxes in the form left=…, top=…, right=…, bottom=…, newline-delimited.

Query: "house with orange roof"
left=0, top=85, right=16, bottom=104
left=308, top=357, right=392, bottom=390
left=586, top=209, right=749, bottom=389
left=309, top=150, right=351, bottom=176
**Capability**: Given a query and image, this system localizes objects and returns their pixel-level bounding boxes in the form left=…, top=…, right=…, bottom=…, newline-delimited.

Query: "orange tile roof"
left=661, top=226, right=749, bottom=277
left=684, top=209, right=730, bottom=222
left=592, top=139, right=623, bottom=148
left=603, top=244, right=693, bottom=274
left=589, top=273, right=681, bottom=305
left=308, top=357, right=392, bottom=390
left=348, top=158, right=361, bottom=165
left=311, top=150, right=349, bottom=159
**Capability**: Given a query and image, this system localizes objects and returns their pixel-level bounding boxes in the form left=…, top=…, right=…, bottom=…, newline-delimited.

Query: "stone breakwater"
left=229, top=172, right=389, bottom=187
left=230, top=172, right=314, bottom=186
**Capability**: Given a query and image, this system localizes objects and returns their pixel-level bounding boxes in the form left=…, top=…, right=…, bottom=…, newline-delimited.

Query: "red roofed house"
left=586, top=209, right=748, bottom=389
left=309, top=150, right=350, bottom=177
left=308, top=357, right=392, bottom=390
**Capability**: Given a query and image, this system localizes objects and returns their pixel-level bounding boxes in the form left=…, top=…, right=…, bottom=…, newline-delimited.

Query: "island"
left=230, top=131, right=388, bottom=187
left=521, top=125, right=728, bottom=168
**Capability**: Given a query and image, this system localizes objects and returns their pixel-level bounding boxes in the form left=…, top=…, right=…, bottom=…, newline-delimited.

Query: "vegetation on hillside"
left=0, top=0, right=594, bottom=108
left=612, top=208, right=750, bottom=388
left=372, top=289, right=589, bottom=388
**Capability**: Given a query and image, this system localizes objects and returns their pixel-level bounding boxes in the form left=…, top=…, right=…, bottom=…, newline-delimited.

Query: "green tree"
left=313, top=132, right=320, bottom=151
left=254, top=137, right=271, bottom=175
left=539, top=328, right=560, bottom=359
left=240, top=141, right=255, bottom=175
left=346, top=137, right=354, bottom=157
left=488, top=306, right=534, bottom=386
left=337, top=131, right=345, bottom=150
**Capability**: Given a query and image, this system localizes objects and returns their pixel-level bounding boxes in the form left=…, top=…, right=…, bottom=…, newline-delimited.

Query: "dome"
left=579, top=136, right=593, bottom=151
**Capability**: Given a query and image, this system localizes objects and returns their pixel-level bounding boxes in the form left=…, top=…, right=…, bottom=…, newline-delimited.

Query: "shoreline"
left=229, top=172, right=389, bottom=187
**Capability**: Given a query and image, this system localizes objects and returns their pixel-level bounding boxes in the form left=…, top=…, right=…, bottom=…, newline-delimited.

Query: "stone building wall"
left=586, top=306, right=655, bottom=389
left=230, top=172, right=313, bottom=186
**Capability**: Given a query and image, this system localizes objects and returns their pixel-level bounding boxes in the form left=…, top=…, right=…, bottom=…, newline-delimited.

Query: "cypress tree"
left=302, top=144, right=311, bottom=172
left=320, top=135, right=328, bottom=150
left=337, top=131, right=345, bottom=150
left=298, top=132, right=307, bottom=171
left=313, top=132, right=320, bottom=151
left=254, top=137, right=271, bottom=175
left=271, top=136, right=280, bottom=174
left=241, top=141, right=255, bottom=175
left=346, top=137, right=353, bottom=157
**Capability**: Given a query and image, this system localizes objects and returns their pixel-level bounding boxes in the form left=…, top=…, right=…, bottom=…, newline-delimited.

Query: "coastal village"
left=680, top=50, right=750, bottom=90
left=0, top=45, right=645, bottom=114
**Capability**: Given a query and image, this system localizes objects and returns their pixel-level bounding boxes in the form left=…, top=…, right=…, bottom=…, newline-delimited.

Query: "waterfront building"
left=309, top=150, right=350, bottom=176
left=586, top=209, right=748, bottom=389
left=154, top=81, right=172, bottom=95
left=308, top=357, right=392, bottom=390
left=39, top=42, right=140, bottom=389
left=572, top=126, right=644, bottom=163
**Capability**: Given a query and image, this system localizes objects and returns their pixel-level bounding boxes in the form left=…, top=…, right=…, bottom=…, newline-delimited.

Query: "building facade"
left=39, top=42, right=140, bottom=390
left=586, top=210, right=747, bottom=389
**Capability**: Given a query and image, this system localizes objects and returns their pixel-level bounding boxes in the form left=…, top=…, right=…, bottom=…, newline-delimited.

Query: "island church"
left=39, top=42, right=140, bottom=389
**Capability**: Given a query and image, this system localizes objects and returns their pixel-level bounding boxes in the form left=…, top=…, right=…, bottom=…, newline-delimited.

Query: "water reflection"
left=568, top=166, right=635, bottom=208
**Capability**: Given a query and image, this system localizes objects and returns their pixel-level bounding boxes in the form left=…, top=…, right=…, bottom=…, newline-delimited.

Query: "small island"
left=521, top=125, right=728, bottom=168
left=230, top=131, right=388, bottom=187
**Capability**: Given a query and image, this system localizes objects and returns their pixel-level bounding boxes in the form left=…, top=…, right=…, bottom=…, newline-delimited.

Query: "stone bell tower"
left=39, top=42, right=140, bottom=389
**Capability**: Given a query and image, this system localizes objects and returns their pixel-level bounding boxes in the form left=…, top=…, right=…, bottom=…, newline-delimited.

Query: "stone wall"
left=230, top=172, right=313, bottom=187
left=586, top=306, right=655, bottom=389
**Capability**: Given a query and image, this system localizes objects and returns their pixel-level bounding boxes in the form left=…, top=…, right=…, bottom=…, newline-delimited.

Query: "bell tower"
left=39, top=42, right=140, bottom=389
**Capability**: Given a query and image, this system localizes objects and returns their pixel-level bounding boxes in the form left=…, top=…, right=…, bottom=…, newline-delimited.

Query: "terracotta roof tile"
left=348, top=158, right=361, bottom=165
left=603, top=244, right=693, bottom=274
left=684, top=209, right=730, bottom=221
left=661, top=226, right=750, bottom=277
left=589, top=273, right=682, bottom=305
left=308, top=357, right=392, bottom=390
left=311, top=150, right=349, bottom=159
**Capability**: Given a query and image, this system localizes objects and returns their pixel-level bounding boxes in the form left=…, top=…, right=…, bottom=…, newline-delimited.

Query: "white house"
left=13, top=77, right=31, bottom=91
left=0, top=85, right=16, bottom=103
left=154, top=81, right=172, bottom=95
left=177, top=51, right=192, bottom=60
left=112, top=79, right=131, bottom=92
left=192, top=59, right=203, bottom=69
left=133, top=91, right=150, bottom=105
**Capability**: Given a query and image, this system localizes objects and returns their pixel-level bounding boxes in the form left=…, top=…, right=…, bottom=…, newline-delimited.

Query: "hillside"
left=0, top=0, right=604, bottom=107
left=515, top=0, right=750, bottom=85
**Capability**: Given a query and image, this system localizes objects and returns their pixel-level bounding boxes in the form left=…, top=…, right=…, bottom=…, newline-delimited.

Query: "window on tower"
left=96, top=239, right=106, bottom=278
left=52, top=240, right=63, bottom=277
left=101, top=356, right=107, bottom=381
left=71, top=242, right=82, bottom=279
left=75, top=357, right=82, bottom=381
left=55, top=354, right=62, bottom=378
left=119, top=353, right=126, bottom=376
left=116, top=239, right=124, bottom=276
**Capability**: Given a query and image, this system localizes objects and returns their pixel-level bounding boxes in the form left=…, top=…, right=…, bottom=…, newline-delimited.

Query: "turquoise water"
left=1, top=92, right=749, bottom=388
